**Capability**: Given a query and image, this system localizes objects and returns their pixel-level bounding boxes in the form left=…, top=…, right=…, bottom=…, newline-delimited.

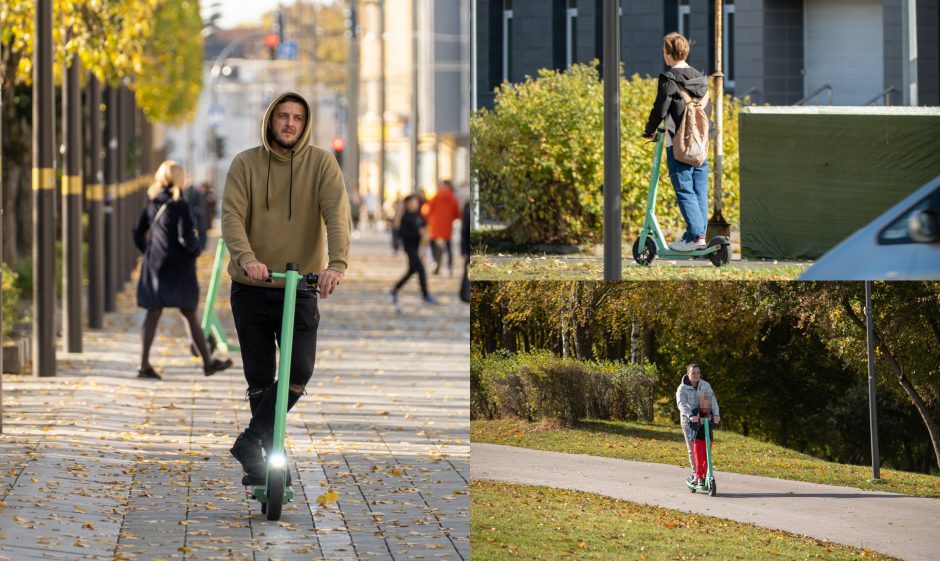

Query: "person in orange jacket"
left=421, top=180, right=462, bottom=276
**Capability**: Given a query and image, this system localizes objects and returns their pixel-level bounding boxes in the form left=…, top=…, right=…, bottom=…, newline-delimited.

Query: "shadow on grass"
left=573, top=419, right=686, bottom=443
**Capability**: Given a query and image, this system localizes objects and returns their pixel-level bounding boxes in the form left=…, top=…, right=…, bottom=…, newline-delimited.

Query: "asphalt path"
left=472, top=443, right=940, bottom=561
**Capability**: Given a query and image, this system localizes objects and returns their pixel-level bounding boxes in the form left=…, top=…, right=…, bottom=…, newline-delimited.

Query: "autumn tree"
left=1, top=0, right=203, bottom=262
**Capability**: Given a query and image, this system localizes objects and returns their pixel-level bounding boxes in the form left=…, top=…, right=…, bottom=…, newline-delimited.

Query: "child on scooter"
left=676, top=364, right=720, bottom=486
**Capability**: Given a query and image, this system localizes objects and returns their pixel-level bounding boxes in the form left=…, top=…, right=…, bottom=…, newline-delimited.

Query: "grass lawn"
left=471, top=419, right=940, bottom=499
left=469, top=255, right=808, bottom=280
left=471, top=480, right=896, bottom=561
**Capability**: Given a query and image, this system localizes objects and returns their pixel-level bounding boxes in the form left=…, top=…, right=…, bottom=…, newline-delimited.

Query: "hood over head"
left=261, top=91, right=313, bottom=160
left=667, top=68, right=709, bottom=98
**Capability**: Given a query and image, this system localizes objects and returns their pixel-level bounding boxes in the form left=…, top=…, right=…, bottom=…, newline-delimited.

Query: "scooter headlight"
left=268, top=453, right=287, bottom=469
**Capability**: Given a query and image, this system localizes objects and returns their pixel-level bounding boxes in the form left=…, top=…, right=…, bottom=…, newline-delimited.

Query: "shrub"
left=471, top=351, right=659, bottom=426
left=1, top=263, right=19, bottom=336
left=472, top=62, right=741, bottom=245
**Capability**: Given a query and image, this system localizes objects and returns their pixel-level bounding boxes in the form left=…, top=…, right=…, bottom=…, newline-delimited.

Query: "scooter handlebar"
left=265, top=271, right=321, bottom=292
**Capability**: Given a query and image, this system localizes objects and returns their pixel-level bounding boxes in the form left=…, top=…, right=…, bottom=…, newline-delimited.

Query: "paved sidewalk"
left=0, top=230, right=469, bottom=561
left=473, top=443, right=940, bottom=561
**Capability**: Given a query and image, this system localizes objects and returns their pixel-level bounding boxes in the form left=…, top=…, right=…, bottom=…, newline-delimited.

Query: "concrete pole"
left=32, top=0, right=57, bottom=377
left=62, top=48, right=83, bottom=353
left=379, top=0, right=387, bottom=207
left=345, top=0, right=361, bottom=194
left=411, top=0, right=420, bottom=194
left=602, top=0, right=621, bottom=281
left=470, top=0, right=479, bottom=229
left=901, top=0, right=918, bottom=106
left=865, top=281, right=881, bottom=481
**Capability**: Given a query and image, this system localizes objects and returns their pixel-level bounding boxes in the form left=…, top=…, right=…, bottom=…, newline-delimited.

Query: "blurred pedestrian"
left=133, top=161, right=233, bottom=380
left=364, top=190, right=379, bottom=231
left=390, top=195, right=405, bottom=254
left=222, top=91, right=350, bottom=484
left=390, top=194, right=436, bottom=310
left=422, top=180, right=461, bottom=276
left=642, top=32, right=711, bottom=251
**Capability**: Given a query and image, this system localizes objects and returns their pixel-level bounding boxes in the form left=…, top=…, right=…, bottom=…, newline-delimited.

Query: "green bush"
left=471, top=351, right=659, bottom=426
left=2, top=263, right=20, bottom=336
left=472, top=62, right=741, bottom=245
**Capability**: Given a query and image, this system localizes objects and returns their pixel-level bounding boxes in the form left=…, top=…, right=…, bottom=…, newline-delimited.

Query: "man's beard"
left=271, top=128, right=300, bottom=150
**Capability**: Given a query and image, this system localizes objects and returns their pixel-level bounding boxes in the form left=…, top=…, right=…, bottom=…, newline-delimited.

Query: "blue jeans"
left=666, top=147, right=709, bottom=241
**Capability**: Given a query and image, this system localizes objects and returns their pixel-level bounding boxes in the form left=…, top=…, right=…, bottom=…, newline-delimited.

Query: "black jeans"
left=394, top=246, right=429, bottom=298
left=230, top=281, right=320, bottom=443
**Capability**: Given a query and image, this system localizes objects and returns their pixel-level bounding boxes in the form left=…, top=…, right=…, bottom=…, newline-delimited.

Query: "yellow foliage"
left=1, top=0, right=202, bottom=124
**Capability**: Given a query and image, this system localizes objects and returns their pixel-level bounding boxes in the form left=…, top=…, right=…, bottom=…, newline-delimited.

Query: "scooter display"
left=632, top=128, right=731, bottom=267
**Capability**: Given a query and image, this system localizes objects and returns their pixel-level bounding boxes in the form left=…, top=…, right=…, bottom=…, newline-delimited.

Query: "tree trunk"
left=500, top=301, right=515, bottom=352
left=630, top=318, right=641, bottom=364
left=842, top=298, right=940, bottom=471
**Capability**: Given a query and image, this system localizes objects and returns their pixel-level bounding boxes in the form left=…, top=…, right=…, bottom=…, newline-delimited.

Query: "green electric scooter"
left=250, top=263, right=319, bottom=521
left=686, top=414, right=718, bottom=497
left=632, top=128, right=731, bottom=267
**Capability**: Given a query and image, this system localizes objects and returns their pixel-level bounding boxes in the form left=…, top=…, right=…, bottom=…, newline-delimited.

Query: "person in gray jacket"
left=676, top=364, right=720, bottom=485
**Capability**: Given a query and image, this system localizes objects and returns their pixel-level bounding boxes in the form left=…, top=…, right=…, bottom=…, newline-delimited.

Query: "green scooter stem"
left=704, top=417, right=714, bottom=483
left=267, top=268, right=299, bottom=465
left=201, top=240, right=239, bottom=352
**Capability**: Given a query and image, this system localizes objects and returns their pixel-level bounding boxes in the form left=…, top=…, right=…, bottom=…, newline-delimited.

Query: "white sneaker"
left=671, top=238, right=707, bottom=252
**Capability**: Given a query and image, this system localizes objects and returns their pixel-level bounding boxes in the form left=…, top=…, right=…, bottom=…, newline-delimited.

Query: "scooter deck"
left=252, top=484, right=294, bottom=503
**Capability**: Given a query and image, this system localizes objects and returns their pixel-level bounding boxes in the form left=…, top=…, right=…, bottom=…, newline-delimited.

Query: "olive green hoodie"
left=221, top=92, right=350, bottom=287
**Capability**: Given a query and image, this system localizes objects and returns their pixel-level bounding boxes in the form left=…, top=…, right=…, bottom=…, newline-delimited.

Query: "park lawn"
left=469, top=256, right=808, bottom=281
left=471, top=480, right=897, bottom=561
left=471, top=419, right=940, bottom=499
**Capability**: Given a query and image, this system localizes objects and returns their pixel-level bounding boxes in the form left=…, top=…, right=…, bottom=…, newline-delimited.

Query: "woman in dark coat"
left=133, top=161, right=232, bottom=380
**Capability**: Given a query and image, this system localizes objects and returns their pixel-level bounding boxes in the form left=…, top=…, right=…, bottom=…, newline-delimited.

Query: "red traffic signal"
left=331, top=137, right=345, bottom=152
left=265, top=33, right=280, bottom=48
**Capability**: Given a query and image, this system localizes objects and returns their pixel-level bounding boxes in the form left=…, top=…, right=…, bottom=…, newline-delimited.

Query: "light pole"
left=865, top=281, right=881, bottom=481
left=602, top=0, right=621, bottom=281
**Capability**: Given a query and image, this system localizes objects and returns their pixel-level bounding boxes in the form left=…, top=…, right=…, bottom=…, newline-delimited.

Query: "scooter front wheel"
left=266, top=468, right=286, bottom=521
left=708, top=477, right=717, bottom=497
left=632, top=237, right=657, bottom=266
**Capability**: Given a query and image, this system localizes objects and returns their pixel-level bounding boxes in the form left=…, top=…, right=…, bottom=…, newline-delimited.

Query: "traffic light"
left=265, top=33, right=279, bottom=60
left=332, top=137, right=345, bottom=168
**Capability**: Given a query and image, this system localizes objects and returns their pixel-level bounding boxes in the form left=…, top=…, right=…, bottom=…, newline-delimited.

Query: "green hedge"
left=472, top=62, right=741, bottom=245
left=2, top=263, right=19, bottom=336
left=471, top=351, right=658, bottom=426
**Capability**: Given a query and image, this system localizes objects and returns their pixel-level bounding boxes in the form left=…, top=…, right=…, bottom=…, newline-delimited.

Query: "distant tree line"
left=471, top=282, right=940, bottom=474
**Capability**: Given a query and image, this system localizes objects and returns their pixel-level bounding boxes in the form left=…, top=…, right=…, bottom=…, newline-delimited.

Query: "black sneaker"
left=137, top=366, right=161, bottom=380
left=204, top=358, right=233, bottom=377
left=230, top=431, right=266, bottom=479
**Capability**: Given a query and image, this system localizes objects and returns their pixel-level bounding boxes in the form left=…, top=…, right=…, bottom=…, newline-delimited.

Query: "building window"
left=503, top=0, right=513, bottom=81
left=724, top=1, right=735, bottom=89
left=566, top=0, right=578, bottom=67
left=678, top=0, right=690, bottom=37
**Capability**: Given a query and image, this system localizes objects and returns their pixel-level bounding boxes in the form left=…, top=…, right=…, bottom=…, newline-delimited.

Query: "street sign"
left=277, top=41, right=298, bottom=60
left=208, top=104, right=225, bottom=127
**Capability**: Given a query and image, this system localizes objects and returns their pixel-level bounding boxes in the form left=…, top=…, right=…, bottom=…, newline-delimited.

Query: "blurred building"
left=475, top=0, right=939, bottom=108
left=162, top=0, right=471, bottom=216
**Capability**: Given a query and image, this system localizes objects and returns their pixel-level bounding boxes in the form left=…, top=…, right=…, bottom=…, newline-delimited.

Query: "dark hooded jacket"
left=133, top=188, right=201, bottom=309
left=222, top=91, right=351, bottom=287
left=643, top=66, right=712, bottom=140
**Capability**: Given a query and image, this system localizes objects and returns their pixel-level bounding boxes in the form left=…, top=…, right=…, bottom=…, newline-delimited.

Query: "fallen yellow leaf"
left=316, top=489, right=340, bottom=508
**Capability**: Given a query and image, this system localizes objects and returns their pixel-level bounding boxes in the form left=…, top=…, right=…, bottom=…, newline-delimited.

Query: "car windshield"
left=878, top=186, right=940, bottom=245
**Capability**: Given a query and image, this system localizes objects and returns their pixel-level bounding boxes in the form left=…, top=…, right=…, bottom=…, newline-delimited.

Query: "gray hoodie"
left=676, top=374, right=720, bottom=422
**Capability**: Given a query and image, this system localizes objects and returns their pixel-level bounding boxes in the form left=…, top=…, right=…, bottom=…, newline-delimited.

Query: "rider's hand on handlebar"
left=713, top=416, right=720, bottom=424
left=318, top=269, right=344, bottom=300
left=243, top=260, right=269, bottom=282
left=641, top=132, right=655, bottom=140
left=690, top=415, right=699, bottom=423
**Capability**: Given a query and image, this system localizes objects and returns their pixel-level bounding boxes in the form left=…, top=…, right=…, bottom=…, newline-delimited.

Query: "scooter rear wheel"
left=707, top=241, right=730, bottom=267
left=266, top=468, right=286, bottom=521
left=632, top=237, right=657, bottom=266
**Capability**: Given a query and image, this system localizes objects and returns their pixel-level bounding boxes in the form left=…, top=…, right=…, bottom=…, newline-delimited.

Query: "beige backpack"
left=673, top=82, right=710, bottom=166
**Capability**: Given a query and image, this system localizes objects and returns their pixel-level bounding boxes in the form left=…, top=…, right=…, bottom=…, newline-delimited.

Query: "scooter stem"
left=704, top=417, right=713, bottom=481
left=268, top=267, right=300, bottom=462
